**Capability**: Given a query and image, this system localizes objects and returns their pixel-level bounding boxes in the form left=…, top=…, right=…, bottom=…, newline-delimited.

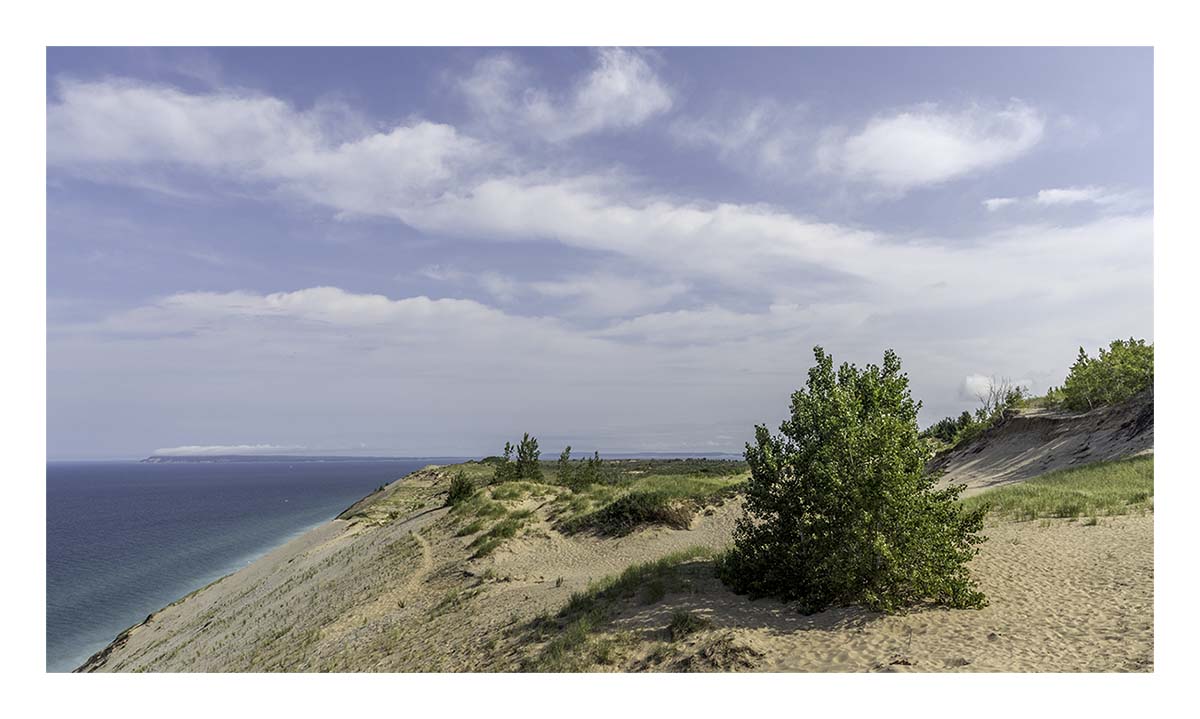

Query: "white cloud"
left=983, top=186, right=1149, bottom=213
left=1036, top=186, right=1125, bottom=206
left=983, top=197, right=1018, bottom=211
left=48, top=78, right=493, bottom=215
left=818, top=101, right=1045, bottom=191
left=458, top=48, right=673, bottom=141
left=47, top=77, right=1151, bottom=330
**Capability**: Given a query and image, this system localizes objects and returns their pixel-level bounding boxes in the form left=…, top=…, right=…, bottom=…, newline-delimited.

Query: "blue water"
left=46, top=459, right=452, bottom=672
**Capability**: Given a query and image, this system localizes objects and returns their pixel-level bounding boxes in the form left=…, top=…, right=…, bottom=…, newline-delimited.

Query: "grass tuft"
left=667, top=610, right=713, bottom=641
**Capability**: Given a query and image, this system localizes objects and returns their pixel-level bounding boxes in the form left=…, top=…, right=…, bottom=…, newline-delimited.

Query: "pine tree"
left=493, top=441, right=518, bottom=483
left=557, top=445, right=573, bottom=486
left=515, top=433, right=542, bottom=481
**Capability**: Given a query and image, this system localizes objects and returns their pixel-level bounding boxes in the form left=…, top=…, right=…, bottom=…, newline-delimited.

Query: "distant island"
left=140, top=452, right=744, bottom=464
left=139, top=455, right=465, bottom=464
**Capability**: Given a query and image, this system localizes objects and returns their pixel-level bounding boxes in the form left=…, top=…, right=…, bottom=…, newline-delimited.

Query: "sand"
left=598, top=514, right=1153, bottom=672
left=931, top=391, right=1153, bottom=497
left=80, top=459, right=1153, bottom=672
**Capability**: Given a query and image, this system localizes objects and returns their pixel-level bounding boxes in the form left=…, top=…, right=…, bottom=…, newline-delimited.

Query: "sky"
left=45, top=47, right=1153, bottom=459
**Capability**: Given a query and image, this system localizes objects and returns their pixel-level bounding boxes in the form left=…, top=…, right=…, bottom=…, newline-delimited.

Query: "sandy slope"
left=930, top=391, right=1153, bottom=496
left=81, top=457, right=1153, bottom=673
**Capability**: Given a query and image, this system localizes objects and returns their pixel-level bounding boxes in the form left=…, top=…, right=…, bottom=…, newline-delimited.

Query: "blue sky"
left=46, top=47, right=1153, bottom=459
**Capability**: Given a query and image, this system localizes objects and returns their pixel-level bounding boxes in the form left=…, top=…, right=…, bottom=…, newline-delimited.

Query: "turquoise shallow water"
left=46, top=458, right=454, bottom=672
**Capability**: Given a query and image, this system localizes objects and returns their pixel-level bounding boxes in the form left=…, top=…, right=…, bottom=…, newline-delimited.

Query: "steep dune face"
left=77, top=467, right=744, bottom=672
left=929, top=391, right=1153, bottom=496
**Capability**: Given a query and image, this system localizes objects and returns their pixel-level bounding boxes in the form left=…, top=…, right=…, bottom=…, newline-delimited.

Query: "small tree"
left=493, top=441, right=518, bottom=483
left=515, top=432, right=542, bottom=481
left=557, top=445, right=573, bottom=486
left=446, top=470, right=474, bottom=507
left=974, top=376, right=1026, bottom=419
left=717, top=346, right=987, bottom=614
left=584, top=451, right=606, bottom=485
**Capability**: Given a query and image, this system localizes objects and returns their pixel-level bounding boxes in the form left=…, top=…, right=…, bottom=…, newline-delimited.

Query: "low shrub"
left=446, top=471, right=474, bottom=507
left=562, top=490, right=695, bottom=536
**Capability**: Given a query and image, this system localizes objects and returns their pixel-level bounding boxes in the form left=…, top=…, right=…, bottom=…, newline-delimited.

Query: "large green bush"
left=717, top=346, right=987, bottom=614
left=1057, top=338, right=1153, bottom=411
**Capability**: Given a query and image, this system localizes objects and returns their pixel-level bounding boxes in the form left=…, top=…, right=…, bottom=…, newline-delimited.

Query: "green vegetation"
left=522, top=547, right=713, bottom=671
left=446, top=470, right=474, bottom=507
left=492, top=432, right=545, bottom=483
left=921, top=377, right=1027, bottom=451
left=667, top=610, right=713, bottom=641
left=1055, top=338, right=1153, bottom=411
left=557, top=445, right=575, bottom=488
left=961, top=455, right=1154, bottom=521
left=559, top=474, right=742, bottom=535
left=478, top=434, right=746, bottom=537
left=719, top=346, right=987, bottom=614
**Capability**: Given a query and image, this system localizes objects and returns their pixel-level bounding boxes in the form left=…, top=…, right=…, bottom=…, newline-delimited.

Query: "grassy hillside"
left=960, top=455, right=1153, bottom=521
left=443, top=458, right=747, bottom=557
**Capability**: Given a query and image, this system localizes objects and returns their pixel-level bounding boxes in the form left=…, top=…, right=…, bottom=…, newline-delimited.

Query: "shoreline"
left=64, top=513, right=344, bottom=672
left=58, top=465, right=433, bottom=673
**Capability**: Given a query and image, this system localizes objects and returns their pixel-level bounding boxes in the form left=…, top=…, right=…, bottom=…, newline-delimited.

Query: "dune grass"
left=522, top=546, right=714, bottom=671
left=960, top=455, right=1153, bottom=521
left=556, top=473, right=745, bottom=535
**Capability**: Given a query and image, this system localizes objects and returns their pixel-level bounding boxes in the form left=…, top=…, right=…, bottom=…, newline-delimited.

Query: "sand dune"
left=931, top=391, right=1153, bottom=496
left=81, top=450, right=1153, bottom=672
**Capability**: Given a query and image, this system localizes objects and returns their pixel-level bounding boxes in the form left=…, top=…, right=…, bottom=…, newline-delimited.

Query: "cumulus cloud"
left=457, top=48, right=673, bottom=141
left=818, top=101, right=1045, bottom=191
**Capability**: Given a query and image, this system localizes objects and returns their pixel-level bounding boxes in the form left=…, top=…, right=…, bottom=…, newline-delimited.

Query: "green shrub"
left=1057, top=338, right=1153, bottom=411
left=718, top=346, right=987, bottom=614
left=563, top=490, right=695, bottom=536
left=446, top=470, right=474, bottom=507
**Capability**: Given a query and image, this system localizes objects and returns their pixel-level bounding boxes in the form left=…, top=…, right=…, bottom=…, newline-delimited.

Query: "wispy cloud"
left=670, top=99, right=810, bottom=176
left=984, top=186, right=1149, bottom=213
left=818, top=101, right=1045, bottom=192
left=48, top=78, right=493, bottom=216
left=457, top=48, right=673, bottom=142
left=982, top=197, right=1018, bottom=212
